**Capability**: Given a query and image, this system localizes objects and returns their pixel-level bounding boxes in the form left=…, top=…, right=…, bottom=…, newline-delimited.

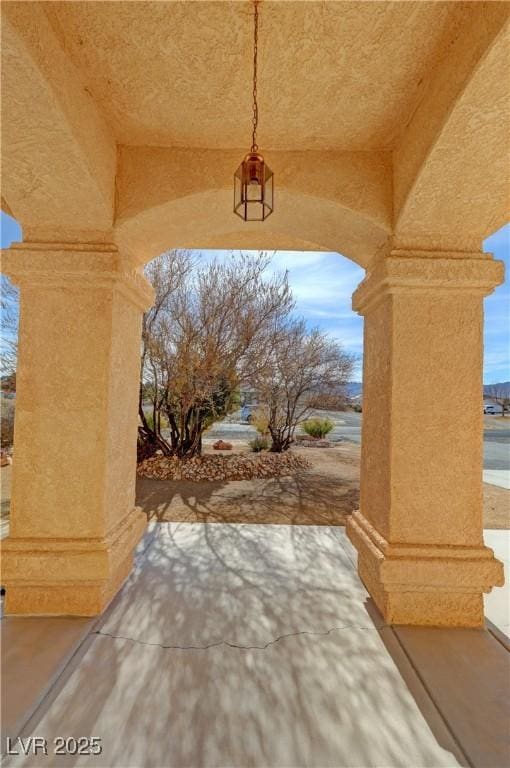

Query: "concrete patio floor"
left=2, top=523, right=510, bottom=768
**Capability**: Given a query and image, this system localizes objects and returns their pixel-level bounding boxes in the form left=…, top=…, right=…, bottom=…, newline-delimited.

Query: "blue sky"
left=480, top=224, right=510, bottom=383
left=268, top=250, right=365, bottom=374
left=1, top=211, right=509, bottom=382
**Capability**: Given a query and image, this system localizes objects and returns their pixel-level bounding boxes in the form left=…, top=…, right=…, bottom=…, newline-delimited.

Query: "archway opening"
left=136, top=245, right=365, bottom=528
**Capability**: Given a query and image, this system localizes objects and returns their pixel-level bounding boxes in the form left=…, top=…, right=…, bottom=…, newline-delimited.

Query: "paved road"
left=207, top=411, right=510, bottom=471
left=484, top=429, right=510, bottom=470
left=325, top=410, right=363, bottom=445
left=206, top=409, right=362, bottom=444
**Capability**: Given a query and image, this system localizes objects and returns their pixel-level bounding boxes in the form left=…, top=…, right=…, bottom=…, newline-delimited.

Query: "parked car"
left=240, top=404, right=258, bottom=423
left=484, top=405, right=496, bottom=414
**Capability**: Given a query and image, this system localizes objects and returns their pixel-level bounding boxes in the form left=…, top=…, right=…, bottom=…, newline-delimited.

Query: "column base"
left=1, top=509, right=146, bottom=616
left=347, top=510, right=504, bottom=627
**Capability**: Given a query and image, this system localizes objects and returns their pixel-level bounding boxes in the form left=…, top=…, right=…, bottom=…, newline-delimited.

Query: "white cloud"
left=196, top=238, right=510, bottom=385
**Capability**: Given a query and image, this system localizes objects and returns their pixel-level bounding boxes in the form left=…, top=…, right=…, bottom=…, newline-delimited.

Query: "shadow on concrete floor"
left=3, top=523, right=509, bottom=768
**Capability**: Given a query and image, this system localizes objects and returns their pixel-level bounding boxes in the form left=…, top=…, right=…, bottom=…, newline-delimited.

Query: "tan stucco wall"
left=1, top=3, right=116, bottom=235
left=1, top=244, right=153, bottom=615
left=2, top=2, right=508, bottom=261
left=1, top=1, right=508, bottom=625
left=395, top=13, right=510, bottom=247
left=115, top=146, right=392, bottom=266
left=40, top=1, right=460, bottom=152
left=393, top=3, right=510, bottom=228
left=103, top=288, right=147, bottom=532
left=347, top=251, right=505, bottom=626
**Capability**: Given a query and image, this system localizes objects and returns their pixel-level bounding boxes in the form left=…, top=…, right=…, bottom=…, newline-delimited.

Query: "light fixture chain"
left=234, top=0, right=273, bottom=221
left=251, top=0, right=259, bottom=152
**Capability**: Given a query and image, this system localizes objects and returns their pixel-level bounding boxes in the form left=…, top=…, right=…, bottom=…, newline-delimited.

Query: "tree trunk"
left=165, top=407, right=205, bottom=458
left=137, top=387, right=172, bottom=461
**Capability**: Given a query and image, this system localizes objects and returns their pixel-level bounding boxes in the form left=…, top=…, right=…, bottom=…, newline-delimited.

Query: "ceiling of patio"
left=43, top=0, right=463, bottom=152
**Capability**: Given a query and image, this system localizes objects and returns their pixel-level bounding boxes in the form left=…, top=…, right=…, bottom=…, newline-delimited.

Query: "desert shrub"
left=1, top=397, right=15, bottom=448
left=251, top=407, right=270, bottom=435
left=352, top=403, right=362, bottom=413
left=249, top=435, right=270, bottom=452
left=302, top=417, right=334, bottom=439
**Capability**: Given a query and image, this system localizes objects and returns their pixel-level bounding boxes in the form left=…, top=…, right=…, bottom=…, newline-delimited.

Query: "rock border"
left=137, top=451, right=311, bottom=481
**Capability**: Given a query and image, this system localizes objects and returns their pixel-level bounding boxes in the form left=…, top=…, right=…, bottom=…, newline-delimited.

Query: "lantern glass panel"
left=245, top=201, right=264, bottom=221
left=246, top=181, right=262, bottom=202
left=234, top=170, right=242, bottom=213
left=234, top=164, right=245, bottom=219
left=234, top=158, right=273, bottom=221
left=264, top=167, right=274, bottom=214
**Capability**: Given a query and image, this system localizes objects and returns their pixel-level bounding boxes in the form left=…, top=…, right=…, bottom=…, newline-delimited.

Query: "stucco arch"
left=2, top=0, right=507, bottom=630
left=114, top=145, right=392, bottom=268
left=393, top=5, right=510, bottom=249
left=1, top=3, right=115, bottom=237
left=115, top=188, right=389, bottom=269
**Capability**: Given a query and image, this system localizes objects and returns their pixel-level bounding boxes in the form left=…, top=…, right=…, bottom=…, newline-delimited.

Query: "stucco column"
left=1, top=242, right=154, bottom=615
left=347, top=249, right=505, bottom=627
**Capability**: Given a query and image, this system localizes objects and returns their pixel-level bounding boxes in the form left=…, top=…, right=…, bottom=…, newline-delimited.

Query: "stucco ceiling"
left=43, top=0, right=463, bottom=152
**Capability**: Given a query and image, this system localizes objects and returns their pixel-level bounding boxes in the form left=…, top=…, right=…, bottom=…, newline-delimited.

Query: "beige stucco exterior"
left=1, top=244, right=153, bottom=614
left=1, top=1, right=509, bottom=624
left=348, top=251, right=505, bottom=626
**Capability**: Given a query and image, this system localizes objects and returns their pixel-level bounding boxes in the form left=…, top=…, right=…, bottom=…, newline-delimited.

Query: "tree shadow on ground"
left=136, top=469, right=359, bottom=526
left=12, top=523, right=466, bottom=768
left=136, top=444, right=360, bottom=527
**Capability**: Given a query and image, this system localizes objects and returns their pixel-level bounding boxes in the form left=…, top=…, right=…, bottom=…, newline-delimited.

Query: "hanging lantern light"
left=234, top=0, right=273, bottom=221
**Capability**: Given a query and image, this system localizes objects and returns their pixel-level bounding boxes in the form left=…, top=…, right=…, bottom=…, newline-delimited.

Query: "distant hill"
left=343, top=381, right=510, bottom=401
left=345, top=381, right=363, bottom=398
left=484, top=382, right=510, bottom=398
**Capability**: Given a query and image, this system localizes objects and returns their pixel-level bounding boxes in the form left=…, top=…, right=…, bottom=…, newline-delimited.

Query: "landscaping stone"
left=137, top=451, right=311, bottom=481
left=298, top=439, right=332, bottom=448
left=213, top=440, right=233, bottom=451
left=0, top=450, right=12, bottom=467
left=295, top=435, right=332, bottom=448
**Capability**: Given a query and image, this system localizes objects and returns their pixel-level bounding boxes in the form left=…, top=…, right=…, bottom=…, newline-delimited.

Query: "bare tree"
left=251, top=319, right=355, bottom=452
left=139, top=251, right=293, bottom=460
left=138, top=250, right=196, bottom=460
left=1, top=275, right=18, bottom=376
left=0, top=276, right=19, bottom=451
left=485, top=383, right=510, bottom=417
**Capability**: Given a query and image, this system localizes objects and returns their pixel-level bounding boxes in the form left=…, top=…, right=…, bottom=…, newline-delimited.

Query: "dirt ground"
left=484, top=415, right=510, bottom=430
left=483, top=483, right=510, bottom=529
left=136, top=442, right=510, bottom=529
left=136, top=443, right=360, bottom=526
